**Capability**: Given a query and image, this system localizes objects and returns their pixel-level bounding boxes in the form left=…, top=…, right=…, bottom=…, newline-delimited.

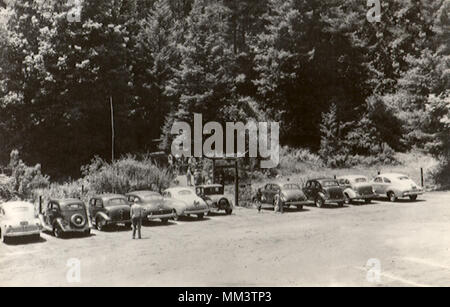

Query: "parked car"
left=163, top=187, right=210, bottom=220
left=89, top=194, right=131, bottom=231
left=195, top=184, right=233, bottom=215
left=126, top=191, right=177, bottom=224
left=39, top=199, right=91, bottom=238
left=303, top=178, right=345, bottom=208
left=0, top=201, right=41, bottom=243
left=372, top=173, right=424, bottom=202
left=253, top=182, right=312, bottom=211
left=337, top=175, right=377, bottom=204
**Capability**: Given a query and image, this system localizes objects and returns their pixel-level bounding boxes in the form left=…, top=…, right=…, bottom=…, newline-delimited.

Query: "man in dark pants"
left=131, top=200, right=144, bottom=239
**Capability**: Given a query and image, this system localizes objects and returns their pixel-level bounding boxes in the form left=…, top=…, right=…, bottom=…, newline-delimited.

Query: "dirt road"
left=1, top=192, right=450, bottom=287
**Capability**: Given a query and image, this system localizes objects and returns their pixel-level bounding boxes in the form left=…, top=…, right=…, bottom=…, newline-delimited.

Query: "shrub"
left=7, top=150, right=50, bottom=200
left=81, top=155, right=175, bottom=195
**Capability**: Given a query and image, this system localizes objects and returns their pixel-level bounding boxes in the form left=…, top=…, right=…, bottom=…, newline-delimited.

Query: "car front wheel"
left=344, top=194, right=351, bottom=205
left=225, top=208, right=233, bottom=215
left=409, top=195, right=418, bottom=201
left=197, top=213, right=204, bottom=220
left=96, top=218, right=107, bottom=231
left=315, top=197, right=324, bottom=208
left=53, top=225, right=64, bottom=238
left=388, top=192, right=397, bottom=203
left=161, top=218, right=169, bottom=224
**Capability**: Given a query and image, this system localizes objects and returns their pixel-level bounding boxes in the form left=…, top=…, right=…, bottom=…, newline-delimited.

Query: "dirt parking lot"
left=1, top=192, right=450, bottom=287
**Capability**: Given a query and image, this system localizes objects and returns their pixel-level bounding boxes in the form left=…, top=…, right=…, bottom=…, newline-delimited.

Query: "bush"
left=7, top=150, right=50, bottom=200
left=81, top=155, right=175, bottom=195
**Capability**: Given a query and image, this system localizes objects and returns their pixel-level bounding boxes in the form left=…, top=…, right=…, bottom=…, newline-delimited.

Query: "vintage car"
left=253, top=182, right=312, bottom=211
left=372, top=173, right=424, bottom=202
left=195, top=184, right=233, bottom=215
left=0, top=201, right=41, bottom=243
left=162, top=187, right=210, bottom=220
left=337, top=175, right=377, bottom=204
left=39, top=199, right=91, bottom=238
left=303, top=178, right=345, bottom=208
left=89, top=194, right=131, bottom=231
left=126, top=191, right=177, bottom=224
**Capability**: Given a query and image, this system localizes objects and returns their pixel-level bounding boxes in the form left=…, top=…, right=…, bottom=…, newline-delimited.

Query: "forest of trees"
left=0, top=0, right=448, bottom=181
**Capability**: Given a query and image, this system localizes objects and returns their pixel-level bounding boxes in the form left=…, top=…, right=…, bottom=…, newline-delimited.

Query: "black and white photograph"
left=0, top=0, right=449, bottom=290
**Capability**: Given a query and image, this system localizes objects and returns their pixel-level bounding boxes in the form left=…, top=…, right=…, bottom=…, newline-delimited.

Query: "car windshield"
left=106, top=199, right=128, bottom=207
left=355, top=178, right=367, bottom=183
left=283, top=184, right=300, bottom=190
left=178, top=190, right=192, bottom=196
left=322, top=180, right=339, bottom=187
left=204, top=187, right=224, bottom=194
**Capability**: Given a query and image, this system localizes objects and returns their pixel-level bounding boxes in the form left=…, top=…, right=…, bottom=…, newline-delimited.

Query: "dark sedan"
left=254, top=182, right=312, bottom=211
left=126, top=191, right=177, bottom=224
left=304, top=179, right=345, bottom=208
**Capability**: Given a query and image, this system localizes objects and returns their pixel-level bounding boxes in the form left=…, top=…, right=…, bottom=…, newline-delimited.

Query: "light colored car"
left=163, top=187, right=210, bottom=220
left=0, top=201, right=41, bottom=243
left=337, top=175, right=377, bottom=204
left=372, top=173, right=424, bottom=202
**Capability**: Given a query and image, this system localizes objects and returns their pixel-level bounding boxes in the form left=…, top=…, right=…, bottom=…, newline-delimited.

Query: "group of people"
left=168, top=154, right=213, bottom=187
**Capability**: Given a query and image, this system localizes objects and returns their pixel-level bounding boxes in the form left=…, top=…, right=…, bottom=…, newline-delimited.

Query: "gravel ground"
left=1, top=192, right=450, bottom=287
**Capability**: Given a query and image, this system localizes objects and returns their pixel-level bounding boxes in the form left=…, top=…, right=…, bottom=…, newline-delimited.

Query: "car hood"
left=281, top=189, right=307, bottom=200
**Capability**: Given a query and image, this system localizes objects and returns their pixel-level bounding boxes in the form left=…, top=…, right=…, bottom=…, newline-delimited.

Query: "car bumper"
left=184, top=208, right=210, bottom=215
left=146, top=213, right=176, bottom=221
left=402, top=191, right=424, bottom=197
left=325, top=198, right=345, bottom=204
left=284, top=200, right=314, bottom=206
left=62, top=226, right=90, bottom=233
left=5, top=229, right=40, bottom=238
left=107, top=220, right=131, bottom=225
left=352, top=194, right=377, bottom=200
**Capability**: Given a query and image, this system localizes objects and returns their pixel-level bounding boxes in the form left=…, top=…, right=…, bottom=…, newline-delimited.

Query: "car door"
left=382, top=177, right=392, bottom=194
left=372, top=177, right=384, bottom=195
left=303, top=181, right=312, bottom=200
left=90, top=198, right=103, bottom=219
left=47, top=202, right=60, bottom=226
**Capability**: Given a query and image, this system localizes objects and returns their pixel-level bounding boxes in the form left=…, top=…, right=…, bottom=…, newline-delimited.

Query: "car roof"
left=94, top=194, right=127, bottom=201
left=165, top=187, right=194, bottom=193
left=311, top=178, right=336, bottom=182
left=1, top=201, right=34, bottom=211
left=337, top=175, right=368, bottom=180
left=377, top=173, right=407, bottom=179
left=126, top=191, right=161, bottom=197
left=1, top=201, right=34, bottom=207
left=50, top=198, right=84, bottom=205
left=197, top=184, right=223, bottom=188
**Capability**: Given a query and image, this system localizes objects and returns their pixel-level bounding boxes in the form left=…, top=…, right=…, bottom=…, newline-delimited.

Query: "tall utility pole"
left=110, top=96, right=115, bottom=163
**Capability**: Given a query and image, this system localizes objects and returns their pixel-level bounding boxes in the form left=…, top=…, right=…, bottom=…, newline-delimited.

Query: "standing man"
left=131, top=199, right=144, bottom=240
